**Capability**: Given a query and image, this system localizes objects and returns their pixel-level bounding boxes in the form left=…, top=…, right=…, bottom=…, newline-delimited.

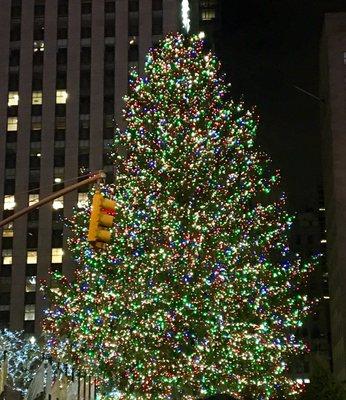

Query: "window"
left=32, top=91, right=42, bottom=105
left=105, top=1, right=115, bottom=13
left=56, top=90, right=68, bottom=104
left=24, top=305, right=35, bottom=321
left=81, top=47, right=91, bottom=65
left=29, top=194, right=39, bottom=205
left=7, top=117, right=18, bottom=131
left=51, top=248, right=63, bottom=263
left=27, top=251, right=37, bottom=264
left=81, top=18, right=92, bottom=39
left=201, top=9, right=216, bottom=20
left=2, top=250, right=12, bottom=265
left=53, top=197, right=64, bottom=210
left=152, top=14, right=163, bottom=35
left=33, top=40, right=45, bottom=52
left=0, top=294, right=10, bottom=306
left=34, top=20, right=44, bottom=40
left=129, top=15, right=139, bottom=36
left=129, top=0, right=139, bottom=12
left=2, top=225, right=14, bottom=238
left=81, top=1, right=92, bottom=14
left=9, top=73, right=19, bottom=91
left=78, top=193, right=88, bottom=208
left=10, top=23, right=21, bottom=41
left=152, top=0, right=162, bottom=10
left=128, top=44, right=139, bottom=62
left=105, top=19, right=115, bottom=38
left=57, top=48, right=67, bottom=65
left=58, top=0, right=68, bottom=17
left=9, top=49, right=20, bottom=66
left=4, top=196, right=16, bottom=210
left=8, top=91, right=19, bottom=106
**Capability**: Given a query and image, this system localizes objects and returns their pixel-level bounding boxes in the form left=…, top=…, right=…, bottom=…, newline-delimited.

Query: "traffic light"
left=87, top=191, right=116, bottom=249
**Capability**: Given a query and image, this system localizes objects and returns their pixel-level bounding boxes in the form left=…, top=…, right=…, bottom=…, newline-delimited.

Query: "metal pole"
left=0, top=171, right=105, bottom=229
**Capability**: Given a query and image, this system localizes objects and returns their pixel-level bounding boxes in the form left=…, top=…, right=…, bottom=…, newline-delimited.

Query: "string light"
left=43, top=34, right=315, bottom=399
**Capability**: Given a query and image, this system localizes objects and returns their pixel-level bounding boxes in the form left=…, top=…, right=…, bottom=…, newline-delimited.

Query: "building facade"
left=0, top=0, right=197, bottom=335
left=320, top=12, right=346, bottom=381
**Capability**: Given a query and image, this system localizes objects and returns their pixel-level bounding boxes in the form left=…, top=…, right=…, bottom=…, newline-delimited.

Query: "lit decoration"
left=43, top=34, right=315, bottom=399
left=181, top=0, right=190, bottom=33
left=0, top=329, right=41, bottom=395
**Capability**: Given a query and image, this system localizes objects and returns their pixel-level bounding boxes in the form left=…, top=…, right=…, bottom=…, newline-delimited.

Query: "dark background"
left=216, top=0, right=346, bottom=211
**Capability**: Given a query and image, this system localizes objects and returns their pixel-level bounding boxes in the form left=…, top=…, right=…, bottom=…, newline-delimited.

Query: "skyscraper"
left=320, top=12, right=346, bottom=381
left=0, top=0, right=195, bottom=334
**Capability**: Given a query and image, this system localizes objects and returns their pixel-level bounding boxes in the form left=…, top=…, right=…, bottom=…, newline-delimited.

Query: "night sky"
left=216, top=0, right=346, bottom=211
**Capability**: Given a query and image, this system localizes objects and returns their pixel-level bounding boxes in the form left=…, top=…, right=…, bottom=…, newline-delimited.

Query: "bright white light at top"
left=198, top=31, right=205, bottom=39
left=29, top=336, right=36, bottom=344
left=182, top=0, right=190, bottom=33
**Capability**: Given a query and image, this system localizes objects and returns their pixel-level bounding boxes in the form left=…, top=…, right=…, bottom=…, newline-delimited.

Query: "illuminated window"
left=26, top=276, right=37, bottom=292
left=32, top=91, right=42, bottom=105
left=53, top=197, right=64, bottom=210
left=201, top=9, right=215, bottom=20
left=24, top=305, right=35, bottom=321
left=29, top=194, right=39, bottom=205
left=33, top=40, right=44, bottom=52
left=78, top=193, right=88, bottom=208
left=27, top=251, right=37, bottom=264
left=4, top=196, right=16, bottom=210
left=2, top=250, right=12, bottom=265
left=8, top=91, right=19, bottom=106
left=7, top=117, right=18, bottom=131
left=2, top=226, right=14, bottom=237
left=56, top=90, right=68, bottom=104
left=51, top=248, right=63, bottom=263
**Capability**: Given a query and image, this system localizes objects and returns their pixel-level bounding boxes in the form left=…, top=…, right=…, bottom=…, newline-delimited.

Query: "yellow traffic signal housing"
left=87, top=191, right=116, bottom=248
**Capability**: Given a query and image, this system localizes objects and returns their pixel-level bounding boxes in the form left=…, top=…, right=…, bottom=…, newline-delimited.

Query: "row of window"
left=3, top=192, right=88, bottom=211
left=2, top=248, right=64, bottom=265
left=8, top=90, right=67, bottom=107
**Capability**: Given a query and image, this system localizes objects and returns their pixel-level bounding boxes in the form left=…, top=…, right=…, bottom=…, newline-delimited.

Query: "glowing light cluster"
left=43, top=34, right=314, bottom=399
left=0, top=329, right=41, bottom=395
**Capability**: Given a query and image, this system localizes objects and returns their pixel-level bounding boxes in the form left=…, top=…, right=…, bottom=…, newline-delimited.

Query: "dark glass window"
left=80, top=72, right=91, bottom=93
left=152, top=14, right=163, bottom=35
left=78, top=153, right=89, bottom=167
left=0, top=294, right=10, bottom=306
left=128, top=44, right=138, bottom=62
left=10, top=23, right=21, bottom=41
left=104, top=69, right=114, bottom=90
left=81, top=18, right=91, bottom=38
left=7, top=106, right=18, bottom=118
left=0, top=267, right=11, bottom=278
left=54, top=154, right=65, bottom=168
left=152, top=0, right=163, bottom=10
left=129, top=0, right=139, bottom=12
left=29, top=155, right=40, bottom=170
left=105, top=19, right=115, bottom=37
left=56, top=104, right=66, bottom=117
left=79, top=127, right=90, bottom=140
left=24, top=321, right=35, bottom=334
left=57, top=18, right=68, bottom=39
left=11, top=1, right=22, bottom=20
left=129, top=15, right=139, bottom=36
left=105, top=1, right=115, bottom=13
left=79, top=96, right=90, bottom=114
left=34, top=19, right=44, bottom=40
left=4, top=179, right=15, bottom=195
left=55, top=128, right=65, bottom=141
left=9, top=49, right=20, bottom=67
left=27, top=229, right=38, bottom=248
left=56, top=71, right=67, bottom=89
left=57, top=48, right=67, bottom=65
left=58, top=0, right=68, bottom=17
left=5, top=153, right=16, bottom=169
left=52, top=229, right=63, bottom=247
left=81, top=1, right=92, bottom=14
left=30, top=130, right=41, bottom=142
left=26, top=265, right=37, bottom=276
left=104, top=127, right=114, bottom=139
left=32, top=73, right=43, bottom=91
left=81, top=47, right=91, bottom=65
left=104, top=96, right=114, bottom=115
left=9, top=73, right=19, bottom=91
left=31, top=105, right=42, bottom=116
left=33, top=50, right=44, bottom=65
left=25, top=292, right=36, bottom=305
left=104, top=45, right=114, bottom=64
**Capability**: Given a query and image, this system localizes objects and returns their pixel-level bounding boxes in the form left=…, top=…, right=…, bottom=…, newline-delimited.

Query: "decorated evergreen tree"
left=44, top=34, right=314, bottom=399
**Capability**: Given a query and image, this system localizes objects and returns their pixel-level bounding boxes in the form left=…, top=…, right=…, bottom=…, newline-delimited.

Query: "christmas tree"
left=44, top=34, right=314, bottom=399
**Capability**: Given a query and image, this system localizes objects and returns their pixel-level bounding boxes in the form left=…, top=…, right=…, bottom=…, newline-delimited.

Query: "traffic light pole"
left=0, top=171, right=106, bottom=229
